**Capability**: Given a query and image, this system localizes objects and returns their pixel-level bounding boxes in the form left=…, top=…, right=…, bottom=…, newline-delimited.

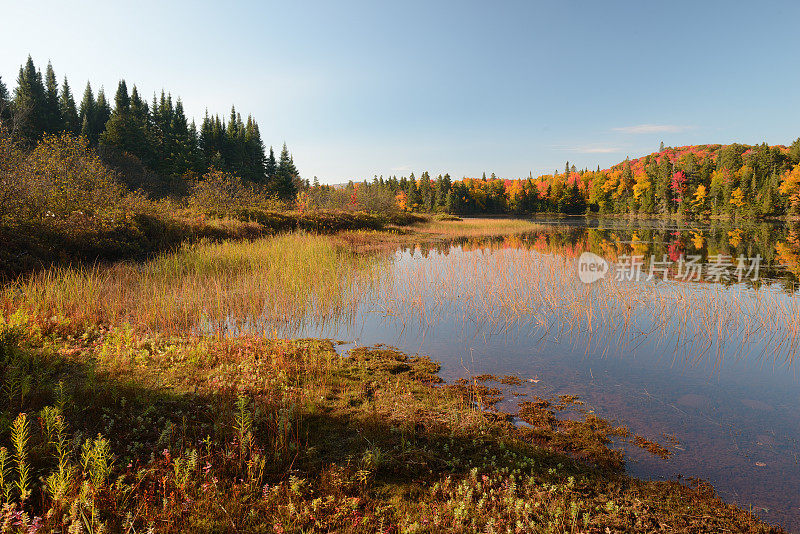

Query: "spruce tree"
left=114, top=80, right=130, bottom=113
left=59, top=77, right=80, bottom=134
left=101, top=80, right=151, bottom=165
left=79, top=82, right=96, bottom=142
left=0, top=76, right=10, bottom=125
left=265, top=146, right=277, bottom=183
left=94, top=88, right=111, bottom=141
left=274, top=143, right=298, bottom=200
left=13, top=56, right=47, bottom=144
left=44, top=61, right=62, bottom=134
left=168, top=99, right=193, bottom=175
left=244, top=115, right=267, bottom=183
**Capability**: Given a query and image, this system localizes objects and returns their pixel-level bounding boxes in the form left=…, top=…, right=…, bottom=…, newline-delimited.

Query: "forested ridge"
left=2, top=55, right=800, bottom=220
left=0, top=56, right=300, bottom=199
left=351, top=141, right=800, bottom=219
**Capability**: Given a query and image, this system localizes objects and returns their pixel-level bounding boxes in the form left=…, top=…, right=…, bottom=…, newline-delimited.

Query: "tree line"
left=3, top=55, right=800, bottom=218
left=0, top=56, right=300, bottom=199
left=322, top=142, right=800, bottom=218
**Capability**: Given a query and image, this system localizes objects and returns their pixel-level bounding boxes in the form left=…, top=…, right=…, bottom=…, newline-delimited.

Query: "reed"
left=376, top=236, right=800, bottom=367
left=1, top=232, right=388, bottom=336
left=413, top=217, right=547, bottom=238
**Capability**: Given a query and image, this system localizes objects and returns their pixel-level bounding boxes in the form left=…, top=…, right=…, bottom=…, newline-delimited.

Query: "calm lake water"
left=292, top=218, right=800, bottom=531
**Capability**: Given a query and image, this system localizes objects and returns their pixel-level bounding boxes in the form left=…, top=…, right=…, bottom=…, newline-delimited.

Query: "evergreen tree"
left=13, top=56, right=47, bottom=144
left=0, top=76, right=10, bottom=125
left=168, top=99, right=193, bottom=175
left=95, top=88, right=111, bottom=139
left=59, top=77, right=79, bottom=134
left=244, top=115, right=267, bottom=183
left=265, top=146, right=277, bottom=182
left=101, top=80, right=150, bottom=164
left=79, top=82, right=96, bottom=142
left=274, top=143, right=298, bottom=200
left=114, top=80, right=130, bottom=113
left=43, top=61, right=62, bottom=134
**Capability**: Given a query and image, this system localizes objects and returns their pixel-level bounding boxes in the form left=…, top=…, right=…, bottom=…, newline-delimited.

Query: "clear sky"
left=2, top=0, right=799, bottom=183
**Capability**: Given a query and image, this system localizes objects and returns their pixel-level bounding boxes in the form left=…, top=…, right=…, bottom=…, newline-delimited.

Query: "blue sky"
left=2, top=0, right=799, bottom=182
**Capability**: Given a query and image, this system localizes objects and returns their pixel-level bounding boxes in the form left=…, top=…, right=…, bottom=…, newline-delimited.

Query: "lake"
left=274, top=217, right=800, bottom=531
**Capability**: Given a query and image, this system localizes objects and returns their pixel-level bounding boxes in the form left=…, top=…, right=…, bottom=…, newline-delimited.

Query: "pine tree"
left=129, top=86, right=154, bottom=165
left=43, top=61, right=62, bottom=134
left=101, top=80, right=150, bottom=164
left=114, top=80, right=130, bottom=113
left=13, top=56, right=47, bottom=144
left=244, top=115, right=267, bottom=183
left=79, top=82, right=96, bottom=142
left=274, top=143, right=298, bottom=200
left=265, top=146, right=277, bottom=183
left=168, top=99, right=193, bottom=175
left=95, top=88, right=111, bottom=140
left=59, top=77, right=79, bottom=134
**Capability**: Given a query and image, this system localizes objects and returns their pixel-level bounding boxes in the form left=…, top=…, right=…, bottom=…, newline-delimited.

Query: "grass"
left=0, top=222, right=791, bottom=532
left=2, top=233, right=387, bottom=336
left=0, top=314, right=782, bottom=532
left=375, top=233, right=800, bottom=366
left=412, top=217, right=547, bottom=238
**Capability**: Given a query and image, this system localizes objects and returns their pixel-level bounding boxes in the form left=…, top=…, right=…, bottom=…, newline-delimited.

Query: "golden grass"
left=1, top=233, right=387, bottom=335
left=376, top=240, right=800, bottom=366
left=4, top=224, right=799, bottom=367
left=412, top=217, right=547, bottom=238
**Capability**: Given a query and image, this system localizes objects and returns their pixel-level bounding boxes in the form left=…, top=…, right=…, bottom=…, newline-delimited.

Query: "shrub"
left=189, top=169, right=284, bottom=216
left=0, top=130, right=139, bottom=227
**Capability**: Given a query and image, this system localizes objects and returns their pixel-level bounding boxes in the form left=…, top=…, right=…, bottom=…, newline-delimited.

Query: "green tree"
left=43, top=61, right=62, bottom=134
left=95, top=87, right=111, bottom=139
left=58, top=77, right=80, bottom=134
left=273, top=143, right=298, bottom=200
left=79, top=82, right=96, bottom=143
left=100, top=80, right=150, bottom=164
left=13, top=56, right=47, bottom=144
left=243, top=115, right=267, bottom=183
left=265, top=146, right=277, bottom=183
left=0, top=76, right=10, bottom=125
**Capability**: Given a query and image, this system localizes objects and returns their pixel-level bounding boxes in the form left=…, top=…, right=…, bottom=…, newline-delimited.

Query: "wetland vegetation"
left=3, top=54, right=800, bottom=534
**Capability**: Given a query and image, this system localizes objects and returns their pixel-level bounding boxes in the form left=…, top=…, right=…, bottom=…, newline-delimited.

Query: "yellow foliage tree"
left=632, top=172, right=651, bottom=201
left=693, top=184, right=708, bottom=206
left=779, top=163, right=800, bottom=211
left=395, top=190, right=408, bottom=211
left=730, top=187, right=745, bottom=209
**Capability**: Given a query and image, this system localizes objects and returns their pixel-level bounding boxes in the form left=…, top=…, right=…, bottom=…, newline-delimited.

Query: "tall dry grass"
left=2, top=233, right=387, bottom=335
left=375, top=241, right=800, bottom=366
left=412, top=218, right=546, bottom=238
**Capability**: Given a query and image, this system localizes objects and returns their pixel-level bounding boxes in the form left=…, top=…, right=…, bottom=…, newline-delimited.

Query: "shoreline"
left=0, top=317, right=784, bottom=532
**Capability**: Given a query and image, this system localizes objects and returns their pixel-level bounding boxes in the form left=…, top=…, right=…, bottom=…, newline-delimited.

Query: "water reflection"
left=285, top=219, right=800, bottom=531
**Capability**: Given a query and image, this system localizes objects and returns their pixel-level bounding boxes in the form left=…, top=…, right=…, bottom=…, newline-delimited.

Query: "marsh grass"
left=412, top=217, right=547, bottom=238
left=376, top=239, right=800, bottom=366
left=2, top=232, right=388, bottom=335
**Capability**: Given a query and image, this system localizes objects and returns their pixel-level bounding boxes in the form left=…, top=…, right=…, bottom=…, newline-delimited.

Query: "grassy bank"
left=0, top=314, right=781, bottom=533
left=0, top=232, right=784, bottom=532
left=2, top=233, right=386, bottom=335
left=0, top=210, right=409, bottom=279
